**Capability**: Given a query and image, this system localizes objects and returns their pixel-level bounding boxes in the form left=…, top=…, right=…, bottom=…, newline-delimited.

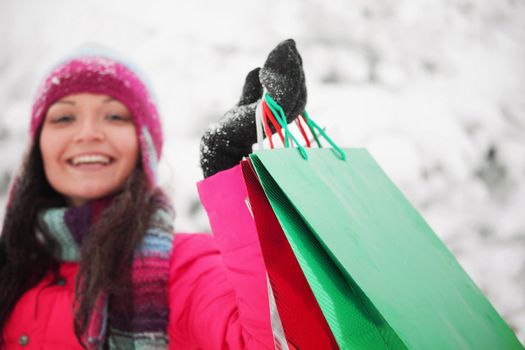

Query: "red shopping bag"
left=240, top=159, right=339, bottom=350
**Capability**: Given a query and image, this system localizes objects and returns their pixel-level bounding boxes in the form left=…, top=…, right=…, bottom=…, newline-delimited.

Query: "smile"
left=68, top=154, right=114, bottom=166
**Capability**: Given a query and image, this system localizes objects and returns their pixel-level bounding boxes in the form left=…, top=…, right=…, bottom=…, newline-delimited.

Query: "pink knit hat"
left=31, top=52, right=162, bottom=187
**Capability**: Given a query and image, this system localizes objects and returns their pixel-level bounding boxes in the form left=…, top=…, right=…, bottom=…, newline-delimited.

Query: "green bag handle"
left=264, top=94, right=347, bottom=161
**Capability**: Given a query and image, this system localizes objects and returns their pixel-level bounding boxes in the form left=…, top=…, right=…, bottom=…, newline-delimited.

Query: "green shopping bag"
left=247, top=94, right=523, bottom=350
left=249, top=147, right=523, bottom=350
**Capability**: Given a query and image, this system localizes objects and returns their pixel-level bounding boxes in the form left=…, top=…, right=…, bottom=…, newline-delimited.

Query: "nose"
left=72, top=116, right=104, bottom=143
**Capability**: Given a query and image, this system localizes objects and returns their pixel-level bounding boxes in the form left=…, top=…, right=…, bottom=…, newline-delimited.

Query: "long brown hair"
left=0, top=135, right=167, bottom=347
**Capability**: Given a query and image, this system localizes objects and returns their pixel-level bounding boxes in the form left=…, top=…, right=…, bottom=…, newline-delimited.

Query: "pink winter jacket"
left=2, top=233, right=274, bottom=349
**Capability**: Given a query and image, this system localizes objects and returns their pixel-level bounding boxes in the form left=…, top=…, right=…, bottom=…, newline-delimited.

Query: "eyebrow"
left=54, top=97, right=117, bottom=105
left=54, top=100, right=75, bottom=105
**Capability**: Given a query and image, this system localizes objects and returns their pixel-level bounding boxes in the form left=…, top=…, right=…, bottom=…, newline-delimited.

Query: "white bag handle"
left=255, top=97, right=265, bottom=150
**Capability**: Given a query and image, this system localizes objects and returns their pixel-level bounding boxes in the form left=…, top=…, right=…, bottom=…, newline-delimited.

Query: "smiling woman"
left=40, top=94, right=139, bottom=206
left=0, top=51, right=275, bottom=349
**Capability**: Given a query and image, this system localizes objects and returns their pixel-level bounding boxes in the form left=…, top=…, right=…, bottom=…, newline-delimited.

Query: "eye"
left=50, top=115, right=75, bottom=124
left=105, top=114, right=132, bottom=122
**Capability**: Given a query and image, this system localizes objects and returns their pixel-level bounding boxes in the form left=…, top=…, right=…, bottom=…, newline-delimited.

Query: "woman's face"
left=40, top=93, right=139, bottom=206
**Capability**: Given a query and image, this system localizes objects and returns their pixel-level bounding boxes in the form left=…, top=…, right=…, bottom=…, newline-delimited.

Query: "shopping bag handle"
left=255, top=97, right=291, bottom=150
left=264, top=94, right=346, bottom=161
left=294, top=116, right=312, bottom=148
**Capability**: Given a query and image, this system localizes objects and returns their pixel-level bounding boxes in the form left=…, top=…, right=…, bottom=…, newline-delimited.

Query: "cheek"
left=39, top=129, right=64, bottom=197
left=126, top=141, right=140, bottom=171
left=118, top=130, right=140, bottom=171
left=39, top=129, right=62, bottom=169
left=38, top=128, right=68, bottom=195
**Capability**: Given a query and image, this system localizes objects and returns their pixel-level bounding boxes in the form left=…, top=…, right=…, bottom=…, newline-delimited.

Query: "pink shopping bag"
left=197, top=165, right=276, bottom=349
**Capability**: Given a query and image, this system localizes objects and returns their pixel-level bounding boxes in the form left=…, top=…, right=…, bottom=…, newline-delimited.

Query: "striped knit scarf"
left=37, top=198, right=174, bottom=349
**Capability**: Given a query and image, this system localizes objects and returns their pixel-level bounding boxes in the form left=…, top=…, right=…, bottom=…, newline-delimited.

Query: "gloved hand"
left=200, top=39, right=307, bottom=178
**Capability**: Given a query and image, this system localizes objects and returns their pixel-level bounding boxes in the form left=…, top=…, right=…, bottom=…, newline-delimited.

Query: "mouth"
left=67, top=154, right=115, bottom=167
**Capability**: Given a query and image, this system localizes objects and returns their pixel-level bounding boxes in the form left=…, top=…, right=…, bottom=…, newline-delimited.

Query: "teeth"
left=71, top=155, right=111, bottom=165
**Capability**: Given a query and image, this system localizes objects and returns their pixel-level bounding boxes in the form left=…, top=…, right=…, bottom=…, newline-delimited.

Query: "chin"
left=65, top=187, right=119, bottom=205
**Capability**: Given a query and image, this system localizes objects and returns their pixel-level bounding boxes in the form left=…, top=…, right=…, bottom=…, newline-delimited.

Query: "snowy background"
left=1, top=0, right=524, bottom=343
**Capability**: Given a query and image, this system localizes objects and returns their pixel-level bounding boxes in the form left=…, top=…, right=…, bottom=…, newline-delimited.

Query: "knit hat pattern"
left=31, top=53, right=163, bottom=187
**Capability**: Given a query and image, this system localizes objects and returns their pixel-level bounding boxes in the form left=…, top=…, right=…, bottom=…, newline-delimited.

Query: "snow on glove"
left=200, top=39, right=307, bottom=178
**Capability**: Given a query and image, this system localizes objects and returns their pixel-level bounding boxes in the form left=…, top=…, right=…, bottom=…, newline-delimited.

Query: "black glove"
left=200, top=39, right=307, bottom=178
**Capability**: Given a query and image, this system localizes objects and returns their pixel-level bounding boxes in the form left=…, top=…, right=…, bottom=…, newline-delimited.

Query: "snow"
left=1, top=0, right=524, bottom=343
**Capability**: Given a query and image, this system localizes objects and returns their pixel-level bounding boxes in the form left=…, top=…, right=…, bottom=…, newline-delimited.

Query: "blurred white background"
left=1, top=0, right=524, bottom=343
